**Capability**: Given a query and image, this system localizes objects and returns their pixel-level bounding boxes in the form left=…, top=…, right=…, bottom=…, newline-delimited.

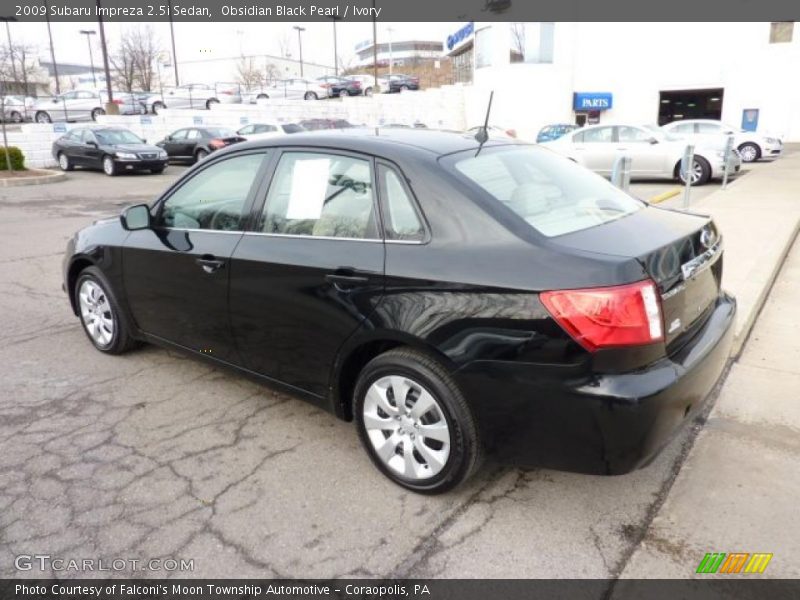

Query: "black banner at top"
left=7, top=0, right=800, bottom=22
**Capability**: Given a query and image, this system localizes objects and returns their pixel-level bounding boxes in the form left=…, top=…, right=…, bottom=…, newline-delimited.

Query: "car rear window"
left=448, top=146, right=644, bottom=237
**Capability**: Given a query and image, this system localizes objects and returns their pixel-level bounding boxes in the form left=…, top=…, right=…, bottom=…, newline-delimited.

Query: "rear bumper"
left=454, top=292, right=736, bottom=475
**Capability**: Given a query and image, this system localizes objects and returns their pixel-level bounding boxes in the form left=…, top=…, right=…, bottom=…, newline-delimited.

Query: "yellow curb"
left=648, top=187, right=682, bottom=204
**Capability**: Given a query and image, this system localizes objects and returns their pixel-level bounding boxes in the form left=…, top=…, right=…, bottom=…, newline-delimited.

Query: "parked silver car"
left=144, top=83, right=224, bottom=114
left=1, top=95, right=35, bottom=122
left=32, top=90, right=144, bottom=123
left=661, top=119, right=783, bottom=163
left=267, top=78, right=328, bottom=100
left=543, top=123, right=740, bottom=185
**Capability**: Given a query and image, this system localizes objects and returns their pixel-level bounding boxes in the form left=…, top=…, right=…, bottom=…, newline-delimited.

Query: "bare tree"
left=111, top=26, right=163, bottom=92
left=264, top=62, right=280, bottom=84
left=235, top=56, right=265, bottom=88
left=276, top=32, right=292, bottom=59
left=510, top=23, right=525, bottom=63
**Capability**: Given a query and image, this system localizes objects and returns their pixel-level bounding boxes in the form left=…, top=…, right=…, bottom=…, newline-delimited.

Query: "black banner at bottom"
left=3, top=579, right=800, bottom=600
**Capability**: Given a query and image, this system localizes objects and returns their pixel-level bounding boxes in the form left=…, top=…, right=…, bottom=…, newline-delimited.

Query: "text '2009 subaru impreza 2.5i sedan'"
left=62, top=129, right=736, bottom=493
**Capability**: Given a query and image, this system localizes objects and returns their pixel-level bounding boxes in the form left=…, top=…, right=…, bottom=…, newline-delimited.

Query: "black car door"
left=81, top=129, right=104, bottom=168
left=58, top=130, right=84, bottom=164
left=229, top=149, right=385, bottom=398
left=122, top=150, right=270, bottom=363
left=161, top=128, right=187, bottom=158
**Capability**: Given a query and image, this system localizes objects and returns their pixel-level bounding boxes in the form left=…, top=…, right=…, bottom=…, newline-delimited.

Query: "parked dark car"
left=537, top=123, right=579, bottom=143
left=52, top=127, right=168, bottom=176
left=156, top=127, right=245, bottom=163
left=62, top=129, right=735, bottom=493
left=317, top=75, right=363, bottom=98
left=298, top=118, right=354, bottom=131
left=382, top=74, right=420, bottom=93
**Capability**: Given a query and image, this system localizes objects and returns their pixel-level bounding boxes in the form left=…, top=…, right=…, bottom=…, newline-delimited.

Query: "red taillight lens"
left=112, top=99, right=123, bottom=105
left=541, top=280, right=663, bottom=352
left=352, top=81, right=361, bottom=88
left=506, top=129, right=518, bottom=138
left=209, top=139, right=226, bottom=149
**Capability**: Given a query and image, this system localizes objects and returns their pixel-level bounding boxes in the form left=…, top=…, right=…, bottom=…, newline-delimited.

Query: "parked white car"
left=236, top=122, right=305, bottom=141
left=345, top=74, right=378, bottom=96
left=661, top=119, right=782, bottom=163
left=144, top=83, right=225, bottom=114
left=542, top=123, right=740, bottom=185
left=32, top=90, right=144, bottom=123
left=0, top=95, right=35, bottom=122
left=267, top=78, right=328, bottom=101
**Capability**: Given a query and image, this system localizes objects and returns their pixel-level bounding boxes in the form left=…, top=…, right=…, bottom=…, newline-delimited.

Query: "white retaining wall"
left=10, top=85, right=470, bottom=169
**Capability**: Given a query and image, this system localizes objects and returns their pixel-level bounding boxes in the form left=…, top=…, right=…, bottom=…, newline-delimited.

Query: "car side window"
left=259, top=152, right=378, bottom=240
left=572, top=130, right=584, bottom=143
left=170, top=129, right=187, bottom=141
left=582, top=127, right=614, bottom=143
left=159, top=153, right=266, bottom=231
left=617, top=126, right=651, bottom=142
left=378, top=164, right=425, bottom=241
left=697, top=123, right=721, bottom=134
left=186, top=129, right=200, bottom=140
left=239, top=125, right=254, bottom=135
left=80, top=130, right=97, bottom=144
left=672, top=122, right=695, bottom=134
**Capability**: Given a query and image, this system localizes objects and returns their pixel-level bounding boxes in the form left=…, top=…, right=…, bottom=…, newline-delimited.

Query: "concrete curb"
left=731, top=221, right=799, bottom=357
left=0, top=169, right=66, bottom=187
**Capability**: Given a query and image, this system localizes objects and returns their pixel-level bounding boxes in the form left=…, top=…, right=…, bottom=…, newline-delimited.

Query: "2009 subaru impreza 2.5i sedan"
left=62, top=129, right=736, bottom=494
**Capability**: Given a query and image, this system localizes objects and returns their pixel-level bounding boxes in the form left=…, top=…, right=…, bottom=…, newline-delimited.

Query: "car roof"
left=226, top=128, right=517, bottom=158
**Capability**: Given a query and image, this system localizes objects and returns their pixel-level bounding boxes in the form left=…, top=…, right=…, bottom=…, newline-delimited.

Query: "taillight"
left=352, top=81, right=361, bottom=88
left=209, top=139, right=226, bottom=149
left=506, top=129, right=518, bottom=138
left=540, top=280, right=663, bottom=352
left=112, top=99, right=123, bottom=105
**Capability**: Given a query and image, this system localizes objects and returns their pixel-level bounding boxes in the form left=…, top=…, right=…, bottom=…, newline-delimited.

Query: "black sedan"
left=383, top=74, right=420, bottom=93
left=317, top=75, right=363, bottom=98
left=156, top=127, right=245, bottom=163
left=53, top=127, right=168, bottom=176
left=62, top=129, right=735, bottom=493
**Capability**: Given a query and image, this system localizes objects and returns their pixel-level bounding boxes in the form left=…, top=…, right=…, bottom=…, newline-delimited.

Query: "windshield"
left=95, top=129, right=144, bottom=145
left=448, top=146, right=644, bottom=237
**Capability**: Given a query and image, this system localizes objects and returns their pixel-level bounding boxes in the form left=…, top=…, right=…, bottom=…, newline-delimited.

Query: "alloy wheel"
left=58, top=153, right=69, bottom=170
left=78, top=280, right=115, bottom=348
left=739, top=144, right=758, bottom=162
left=36, top=112, right=51, bottom=123
left=103, top=156, right=115, bottom=176
left=363, top=375, right=451, bottom=480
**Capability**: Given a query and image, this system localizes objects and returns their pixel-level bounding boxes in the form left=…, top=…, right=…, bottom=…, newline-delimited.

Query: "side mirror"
left=649, top=137, right=659, bottom=144
left=86, top=141, right=98, bottom=148
left=120, top=204, right=151, bottom=231
left=141, top=138, right=147, bottom=144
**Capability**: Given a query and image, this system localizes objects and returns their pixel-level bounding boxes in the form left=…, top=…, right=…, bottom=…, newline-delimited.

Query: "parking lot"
left=0, top=158, right=772, bottom=580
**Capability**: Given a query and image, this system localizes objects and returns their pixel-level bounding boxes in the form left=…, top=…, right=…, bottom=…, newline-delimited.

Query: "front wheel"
left=195, top=148, right=208, bottom=162
left=152, top=101, right=165, bottom=114
left=91, top=107, right=105, bottom=121
left=206, top=98, right=219, bottom=109
left=57, top=152, right=74, bottom=172
left=9, top=111, right=22, bottom=123
left=738, top=142, right=760, bottom=163
left=102, top=155, right=117, bottom=176
left=304, top=92, right=318, bottom=100
left=75, top=267, right=137, bottom=354
left=338, top=90, right=348, bottom=98
left=35, top=111, right=52, bottom=124
left=365, top=87, right=374, bottom=97
left=677, top=156, right=711, bottom=186
left=353, top=348, right=483, bottom=494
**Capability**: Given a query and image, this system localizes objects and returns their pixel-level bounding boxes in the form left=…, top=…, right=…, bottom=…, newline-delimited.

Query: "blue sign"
left=193, top=116, right=203, bottom=125
left=447, top=22, right=474, bottom=51
left=741, top=108, right=759, bottom=132
left=53, top=123, right=67, bottom=133
left=573, top=92, right=613, bottom=111
left=239, top=116, right=249, bottom=125
left=140, top=115, right=152, bottom=125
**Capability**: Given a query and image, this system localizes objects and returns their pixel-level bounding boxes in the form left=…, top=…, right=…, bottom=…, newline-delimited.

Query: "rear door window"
left=378, top=164, right=425, bottom=241
left=448, top=146, right=643, bottom=237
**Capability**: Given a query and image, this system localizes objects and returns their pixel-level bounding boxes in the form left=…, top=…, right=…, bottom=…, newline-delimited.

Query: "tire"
left=35, top=111, right=52, bottom=124
left=150, top=167, right=166, bottom=174
left=353, top=348, right=483, bottom=494
left=74, top=266, right=137, bottom=354
left=9, top=111, right=22, bottom=123
left=102, top=155, right=117, bottom=176
left=152, top=101, right=165, bottom=114
left=57, top=152, right=74, bottom=172
left=206, top=98, right=219, bottom=109
left=676, top=156, right=711, bottom=186
left=737, top=142, right=761, bottom=163
left=365, top=87, right=374, bottom=97
left=338, top=90, right=348, bottom=98
left=304, top=92, right=318, bottom=100
left=195, top=148, right=208, bottom=162
left=257, top=93, right=268, bottom=101
left=91, top=108, right=105, bottom=121
left=400, top=85, right=410, bottom=92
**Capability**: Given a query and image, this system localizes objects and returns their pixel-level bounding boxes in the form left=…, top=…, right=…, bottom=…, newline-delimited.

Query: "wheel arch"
left=67, top=256, right=96, bottom=315
left=331, top=331, right=457, bottom=422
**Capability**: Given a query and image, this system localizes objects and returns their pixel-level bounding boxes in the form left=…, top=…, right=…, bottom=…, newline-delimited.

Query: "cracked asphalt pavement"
left=0, top=168, right=704, bottom=581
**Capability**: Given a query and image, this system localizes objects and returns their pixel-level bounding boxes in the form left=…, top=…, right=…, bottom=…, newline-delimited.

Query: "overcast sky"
left=10, top=21, right=458, bottom=69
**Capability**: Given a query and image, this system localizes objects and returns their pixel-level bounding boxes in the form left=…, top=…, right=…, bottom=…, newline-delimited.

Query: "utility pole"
left=293, top=26, right=305, bottom=77
left=331, top=17, right=339, bottom=76
left=372, top=0, right=378, bottom=92
left=95, top=0, right=116, bottom=113
left=167, top=0, right=179, bottom=85
left=79, top=30, right=97, bottom=88
left=43, top=1, right=60, bottom=94
left=387, top=26, right=394, bottom=77
left=0, top=17, right=18, bottom=90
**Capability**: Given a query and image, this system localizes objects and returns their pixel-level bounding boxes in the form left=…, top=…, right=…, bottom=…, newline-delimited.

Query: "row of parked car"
left=2, top=74, right=421, bottom=125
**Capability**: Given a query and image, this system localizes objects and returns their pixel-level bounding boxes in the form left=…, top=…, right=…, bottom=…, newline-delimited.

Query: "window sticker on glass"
left=286, top=158, right=331, bottom=220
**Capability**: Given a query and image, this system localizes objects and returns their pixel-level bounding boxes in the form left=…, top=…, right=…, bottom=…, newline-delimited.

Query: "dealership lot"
left=0, top=158, right=775, bottom=579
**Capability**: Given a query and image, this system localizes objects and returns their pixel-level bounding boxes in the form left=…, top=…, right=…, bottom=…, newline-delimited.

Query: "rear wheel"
left=9, top=110, right=22, bottom=123
left=206, top=98, right=219, bottom=109
left=91, top=108, right=105, bottom=121
left=35, top=111, right=52, bottom=124
left=353, top=348, right=483, bottom=494
left=400, top=85, right=410, bottom=92
left=738, top=142, right=760, bottom=163
left=152, top=101, right=165, bottom=114
left=102, top=155, right=116, bottom=176
left=195, top=148, right=208, bottom=162
left=57, top=152, right=74, bottom=172
left=74, top=267, right=137, bottom=354
left=365, top=87, right=374, bottom=97
left=257, top=93, right=269, bottom=101
left=338, top=90, right=348, bottom=98
left=304, top=92, right=318, bottom=100
left=676, top=156, right=711, bottom=186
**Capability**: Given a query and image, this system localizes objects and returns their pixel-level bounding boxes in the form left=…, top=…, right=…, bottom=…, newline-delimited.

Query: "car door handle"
left=325, top=269, right=371, bottom=288
left=195, top=255, right=225, bottom=274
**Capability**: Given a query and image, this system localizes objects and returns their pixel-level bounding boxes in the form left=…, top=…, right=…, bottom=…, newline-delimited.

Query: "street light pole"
left=0, top=17, right=18, bottom=90
left=331, top=17, right=339, bottom=76
left=79, top=30, right=97, bottom=88
left=387, top=26, right=394, bottom=77
left=43, top=0, right=60, bottom=94
left=372, top=1, right=378, bottom=92
left=95, top=0, right=116, bottom=113
left=293, top=26, right=305, bottom=77
left=167, top=0, right=179, bottom=85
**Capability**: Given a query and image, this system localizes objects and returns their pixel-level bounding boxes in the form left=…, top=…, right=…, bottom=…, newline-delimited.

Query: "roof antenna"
left=474, top=90, right=493, bottom=156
